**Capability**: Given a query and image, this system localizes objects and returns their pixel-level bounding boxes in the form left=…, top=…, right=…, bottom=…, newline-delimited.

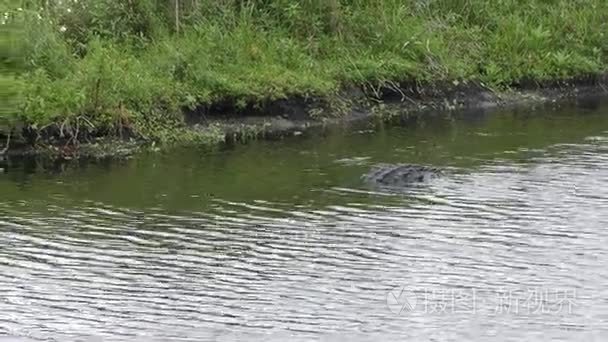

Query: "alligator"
left=363, top=164, right=442, bottom=188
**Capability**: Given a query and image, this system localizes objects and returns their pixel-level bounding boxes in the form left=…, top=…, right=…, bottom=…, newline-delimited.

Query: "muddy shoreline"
left=1, top=74, right=607, bottom=162
left=189, top=75, right=608, bottom=142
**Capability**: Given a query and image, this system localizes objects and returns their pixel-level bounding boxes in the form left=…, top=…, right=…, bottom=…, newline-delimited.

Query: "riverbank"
left=2, top=1, right=607, bottom=158
left=197, top=74, right=608, bottom=141
left=2, top=75, right=607, bottom=161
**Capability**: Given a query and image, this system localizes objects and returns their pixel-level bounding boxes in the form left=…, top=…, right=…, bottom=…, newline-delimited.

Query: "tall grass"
left=1, top=0, right=607, bottom=143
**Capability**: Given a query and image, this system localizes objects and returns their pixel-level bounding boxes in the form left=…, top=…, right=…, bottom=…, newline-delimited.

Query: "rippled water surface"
left=2, top=99, right=608, bottom=341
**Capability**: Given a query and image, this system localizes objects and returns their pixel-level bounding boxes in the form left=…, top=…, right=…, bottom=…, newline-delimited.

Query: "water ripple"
left=1, top=133, right=608, bottom=341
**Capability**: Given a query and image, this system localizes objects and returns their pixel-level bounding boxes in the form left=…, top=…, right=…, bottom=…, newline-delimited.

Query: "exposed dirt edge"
left=1, top=74, right=607, bottom=160
left=190, top=74, right=608, bottom=143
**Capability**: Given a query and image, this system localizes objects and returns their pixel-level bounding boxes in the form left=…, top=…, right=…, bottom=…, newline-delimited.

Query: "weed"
left=1, top=0, right=607, bottom=146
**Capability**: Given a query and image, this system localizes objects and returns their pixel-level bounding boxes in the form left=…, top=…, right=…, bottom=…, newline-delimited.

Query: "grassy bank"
left=1, top=0, right=607, bottom=149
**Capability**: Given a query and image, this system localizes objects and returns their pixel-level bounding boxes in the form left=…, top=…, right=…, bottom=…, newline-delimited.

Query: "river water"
left=1, top=99, right=608, bottom=341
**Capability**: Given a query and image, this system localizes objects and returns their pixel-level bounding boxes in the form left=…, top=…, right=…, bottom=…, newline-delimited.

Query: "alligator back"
left=363, top=164, right=442, bottom=187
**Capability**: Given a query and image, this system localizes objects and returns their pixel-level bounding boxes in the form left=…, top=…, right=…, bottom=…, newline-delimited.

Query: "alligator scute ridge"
left=363, top=164, right=443, bottom=187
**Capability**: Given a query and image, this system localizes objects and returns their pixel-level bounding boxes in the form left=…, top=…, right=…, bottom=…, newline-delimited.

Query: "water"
left=1, top=99, right=608, bottom=341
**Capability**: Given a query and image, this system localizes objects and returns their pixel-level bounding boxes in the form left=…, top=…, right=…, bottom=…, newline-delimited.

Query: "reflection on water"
left=1, top=99, right=608, bottom=341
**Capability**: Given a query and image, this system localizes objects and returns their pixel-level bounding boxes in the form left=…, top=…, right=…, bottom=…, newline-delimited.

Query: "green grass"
left=1, top=0, right=607, bottom=145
